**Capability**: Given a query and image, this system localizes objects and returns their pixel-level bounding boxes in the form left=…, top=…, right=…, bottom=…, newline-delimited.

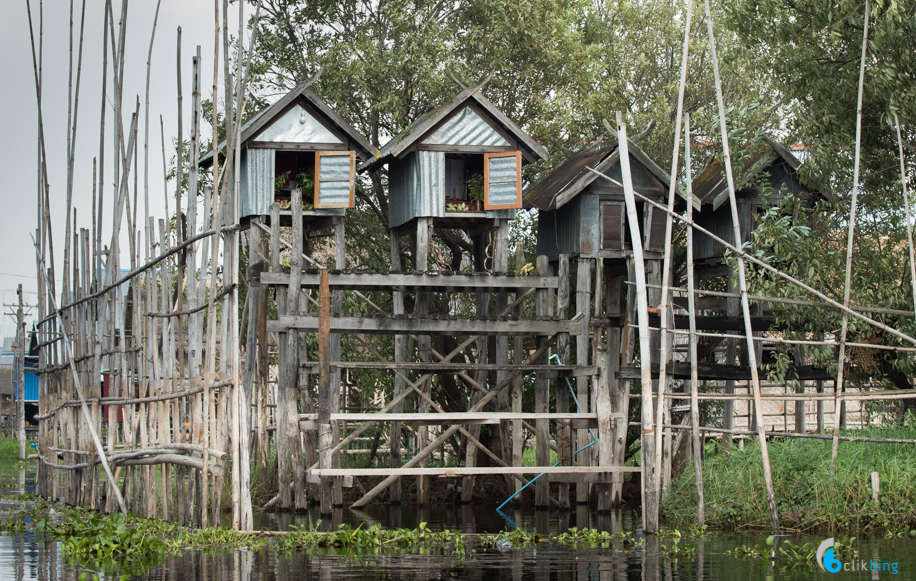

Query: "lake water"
left=0, top=461, right=912, bottom=580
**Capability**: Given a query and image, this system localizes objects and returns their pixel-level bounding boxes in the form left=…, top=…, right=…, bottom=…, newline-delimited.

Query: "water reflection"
left=1, top=460, right=915, bottom=580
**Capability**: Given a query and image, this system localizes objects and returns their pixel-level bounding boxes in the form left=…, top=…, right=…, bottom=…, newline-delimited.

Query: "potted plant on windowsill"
left=468, top=174, right=484, bottom=212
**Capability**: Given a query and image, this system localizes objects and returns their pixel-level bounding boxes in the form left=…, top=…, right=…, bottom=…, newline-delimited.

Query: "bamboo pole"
left=684, top=114, right=704, bottom=526
left=831, top=0, right=871, bottom=476
left=33, top=238, right=127, bottom=514
left=615, top=112, right=658, bottom=532
left=654, top=0, right=693, bottom=497
left=893, top=111, right=916, bottom=335
left=703, top=0, right=779, bottom=530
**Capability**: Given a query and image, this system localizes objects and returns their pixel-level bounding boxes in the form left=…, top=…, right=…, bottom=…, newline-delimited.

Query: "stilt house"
left=525, top=139, right=691, bottom=264
left=358, top=83, right=550, bottom=234
left=690, top=136, right=830, bottom=279
left=201, top=81, right=377, bottom=227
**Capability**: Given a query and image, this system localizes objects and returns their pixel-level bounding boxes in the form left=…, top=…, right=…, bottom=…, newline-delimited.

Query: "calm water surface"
left=0, top=461, right=913, bottom=580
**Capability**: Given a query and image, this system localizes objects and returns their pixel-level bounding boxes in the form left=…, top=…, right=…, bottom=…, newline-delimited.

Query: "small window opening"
left=275, top=151, right=316, bottom=207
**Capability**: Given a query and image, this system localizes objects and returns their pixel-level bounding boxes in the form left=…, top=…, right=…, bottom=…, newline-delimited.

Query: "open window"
left=601, top=202, right=624, bottom=250
left=483, top=151, right=522, bottom=210
left=314, top=151, right=355, bottom=208
left=274, top=151, right=316, bottom=206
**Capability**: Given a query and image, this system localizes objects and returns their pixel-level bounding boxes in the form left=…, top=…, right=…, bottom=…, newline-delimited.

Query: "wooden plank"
left=311, top=466, right=641, bottom=477
left=595, top=314, right=776, bottom=331
left=535, top=256, right=550, bottom=509
left=268, top=315, right=584, bottom=336
left=306, top=473, right=353, bottom=487
left=260, top=271, right=559, bottom=291
left=301, top=412, right=599, bottom=422
left=299, top=417, right=598, bottom=430
left=617, top=363, right=833, bottom=381
left=298, top=362, right=594, bottom=373
left=575, top=257, right=592, bottom=504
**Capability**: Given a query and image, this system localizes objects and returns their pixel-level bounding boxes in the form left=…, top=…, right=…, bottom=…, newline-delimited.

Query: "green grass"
left=521, top=445, right=558, bottom=467
left=0, top=435, right=23, bottom=459
left=662, top=425, right=916, bottom=534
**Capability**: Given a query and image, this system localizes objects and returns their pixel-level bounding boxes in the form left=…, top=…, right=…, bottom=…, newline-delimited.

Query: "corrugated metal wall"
left=13, top=370, right=38, bottom=402
left=240, top=148, right=276, bottom=219
left=537, top=195, right=582, bottom=256
left=388, top=150, right=444, bottom=228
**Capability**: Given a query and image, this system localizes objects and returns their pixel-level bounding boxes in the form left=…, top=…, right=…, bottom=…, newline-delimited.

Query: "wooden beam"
left=617, top=363, right=833, bottom=381
left=311, top=466, right=641, bottom=477
left=260, top=271, right=559, bottom=292
left=268, top=315, right=585, bottom=336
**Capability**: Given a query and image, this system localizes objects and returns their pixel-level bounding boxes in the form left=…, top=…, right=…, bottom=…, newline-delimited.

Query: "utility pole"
left=17, top=285, right=25, bottom=461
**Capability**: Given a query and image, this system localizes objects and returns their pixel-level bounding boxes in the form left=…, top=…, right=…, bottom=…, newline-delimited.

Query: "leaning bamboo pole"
left=615, top=112, right=659, bottom=533
left=684, top=114, right=704, bottom=526
left=655, top=0, right=693, bottom=496
left=831, top=0, right=871, bottom=476
left=33, top=238, right=127, bottom=514
left=893, top=111, right=916, bottom=345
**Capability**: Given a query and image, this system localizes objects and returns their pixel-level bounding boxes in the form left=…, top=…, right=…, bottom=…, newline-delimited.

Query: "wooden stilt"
left=556, top=254, right=571, bottom=510
left=318, top=269, right=333, bottom=515
left=388, top=231, right=406, bottom=505
left=575, top=257, right=592, bottom=505
left=415, top=218, right=432, bottom=507
left=534, top=255, right=551, bottom=509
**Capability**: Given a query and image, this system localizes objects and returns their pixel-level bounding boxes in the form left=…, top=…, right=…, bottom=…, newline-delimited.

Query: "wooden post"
left=272, top=201, right=289, bottom=511
left=575, top=257, right=592, bottom=504
left=330, top=217, right=346, bottom=507
left=494, top=221, right=512, bottom=489
left=816, top=379, right=825, bottom=434
left=17, top=286, right=25, bottom=461
left=512, top=243, right=526, bottom=494
left=616, top=113, right=659, bottom=533
left=794, top=345, right=806, bottom=434
left=462, top=230, right=488, bottom=504
left=612, top=262, right=636, bottom=504
left=415, top=217, right=432, bottom=506
left=239, top=218, right=261, bottom=527
left=318, top=269, right=332, bottom=515
left=595, top=342, right=614, bottom=512
left=534, top=255, right=550, bottom=509
left=604, top=275, right=625, bottom=509
left=388, top=230, right=407, bottom=505
left=556, top=254, right=571, bottom=510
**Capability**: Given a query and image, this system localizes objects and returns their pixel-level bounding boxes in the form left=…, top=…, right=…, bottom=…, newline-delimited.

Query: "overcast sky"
left=0, top=1, right=243, bottom=339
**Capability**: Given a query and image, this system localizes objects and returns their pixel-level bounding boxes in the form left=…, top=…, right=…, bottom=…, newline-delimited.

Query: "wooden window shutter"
left=645, top=205, right=667, bottom=252
left=483, top=151, right=522, bottom=210
left=601, top=202, right=624, bottom=250
left=314, top=151, right=355, bottom=209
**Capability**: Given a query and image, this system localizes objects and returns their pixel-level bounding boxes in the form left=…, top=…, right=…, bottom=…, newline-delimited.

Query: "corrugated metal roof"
left=359, top=81, right=550, bottom=174
left=524, top=138, right=692, bottom=212
left=524, top=144, right=613, bottom=211
left=200, top=83, right=377, bottom=167
left=692, top=136, right=831, bottom=210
